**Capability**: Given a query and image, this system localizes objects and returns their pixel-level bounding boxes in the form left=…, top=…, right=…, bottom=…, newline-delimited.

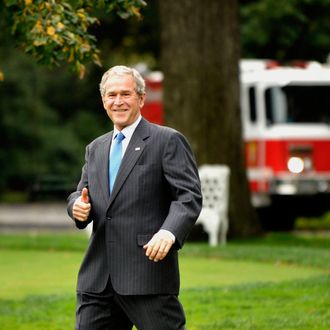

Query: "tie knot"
left=116, top=132, right=125, bottom=142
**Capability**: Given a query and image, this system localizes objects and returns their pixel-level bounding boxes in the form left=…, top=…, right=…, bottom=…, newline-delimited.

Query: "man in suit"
left=67, top=65, right=202, bottom=330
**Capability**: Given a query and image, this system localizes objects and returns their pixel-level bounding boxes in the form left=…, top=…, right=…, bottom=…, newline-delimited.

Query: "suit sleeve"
left=161, top=131, right=202, bottom=248
left=67, top=144, right=92, bottom=229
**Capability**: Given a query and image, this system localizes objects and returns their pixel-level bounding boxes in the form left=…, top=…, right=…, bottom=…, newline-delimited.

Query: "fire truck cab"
left=240, top=60, right=330, bottom=229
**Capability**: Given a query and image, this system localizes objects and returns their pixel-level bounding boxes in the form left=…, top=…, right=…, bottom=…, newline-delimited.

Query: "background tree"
left=0, top=0, right=149, bottom=200
left=240, top=0, right=330, bottom=61
left=159, top=0, right=261, bottom=237
left=0, top=0, right=147, bottom=78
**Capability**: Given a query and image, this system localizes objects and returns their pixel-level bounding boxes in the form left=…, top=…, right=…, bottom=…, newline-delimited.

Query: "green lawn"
left=0, top=232, right=329, bottom=329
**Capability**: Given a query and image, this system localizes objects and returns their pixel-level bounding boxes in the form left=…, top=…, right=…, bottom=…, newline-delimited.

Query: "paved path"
left=0, top=203, right=76, bottom=233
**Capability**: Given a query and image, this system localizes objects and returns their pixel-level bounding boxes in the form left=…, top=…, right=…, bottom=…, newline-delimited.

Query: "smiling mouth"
left=112, top=109, right=127, bottom=112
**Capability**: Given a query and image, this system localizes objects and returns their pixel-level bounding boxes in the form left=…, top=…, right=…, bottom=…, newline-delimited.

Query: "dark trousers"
left=75, top=279, right=186, bottom=330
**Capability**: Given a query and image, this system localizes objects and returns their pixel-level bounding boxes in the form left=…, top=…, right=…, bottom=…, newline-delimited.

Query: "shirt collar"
left=113, top=115, right=142, bottom=141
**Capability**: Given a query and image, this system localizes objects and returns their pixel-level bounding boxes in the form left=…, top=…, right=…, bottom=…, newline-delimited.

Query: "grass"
left=0, top=249, right=81, bottom=299
left=296, top=211, right=330, bottom=230
left=0, top=232, right=329, bottom=329
left=182, top=275, right=330, bottom=330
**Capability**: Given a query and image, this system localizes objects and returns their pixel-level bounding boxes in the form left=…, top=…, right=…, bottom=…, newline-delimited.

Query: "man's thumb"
left=81, top=187, right=89, bottom=203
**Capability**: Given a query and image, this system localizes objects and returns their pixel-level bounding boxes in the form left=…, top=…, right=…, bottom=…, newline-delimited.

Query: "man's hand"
left=143, top=230, right=175, bottom=262
left=72, top=187, right=91, bottom=222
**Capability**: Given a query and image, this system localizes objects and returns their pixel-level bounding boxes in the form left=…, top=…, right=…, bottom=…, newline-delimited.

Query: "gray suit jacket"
left=67, top=118, right=202, bottom=295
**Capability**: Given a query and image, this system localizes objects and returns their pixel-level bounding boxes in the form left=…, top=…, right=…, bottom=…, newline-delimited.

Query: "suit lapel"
left=108, top=119, right=150, bottom=206
left=95, top=132, right=113, bottom=205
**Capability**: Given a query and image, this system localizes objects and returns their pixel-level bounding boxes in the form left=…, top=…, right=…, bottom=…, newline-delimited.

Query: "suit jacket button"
left=106, top=216, right=112, bottom=221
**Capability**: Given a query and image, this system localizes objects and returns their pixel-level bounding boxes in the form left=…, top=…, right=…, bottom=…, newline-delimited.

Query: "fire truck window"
left=265, top=87, right=287, bottom=126
left=282, top=85, right=330, bottom=124
left=248, top=87, right=257, bottom=122
left=265, top=88, right=274, bottom=125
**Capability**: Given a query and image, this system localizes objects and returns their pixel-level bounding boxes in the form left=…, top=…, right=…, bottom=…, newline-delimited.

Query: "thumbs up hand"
left=72, top=187, right=91, bottom=221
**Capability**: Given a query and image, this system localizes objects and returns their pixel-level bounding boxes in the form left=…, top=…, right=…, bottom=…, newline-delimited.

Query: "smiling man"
left=67, top=65, right=202, bottom=330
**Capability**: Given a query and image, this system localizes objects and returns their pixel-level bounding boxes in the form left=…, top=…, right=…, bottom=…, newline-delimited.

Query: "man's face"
left=102, top=74, right=145, bottom=130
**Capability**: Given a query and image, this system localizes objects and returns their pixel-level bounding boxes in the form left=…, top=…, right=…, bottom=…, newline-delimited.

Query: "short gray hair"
left=99, top=65, right=146, bottom=97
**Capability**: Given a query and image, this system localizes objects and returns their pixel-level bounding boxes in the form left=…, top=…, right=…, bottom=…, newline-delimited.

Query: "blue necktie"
left=109, top=132, right=125, bottom=193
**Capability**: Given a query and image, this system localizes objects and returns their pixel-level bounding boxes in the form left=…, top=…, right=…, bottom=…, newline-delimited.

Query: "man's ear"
left=139, top=93, right=146, bottom=109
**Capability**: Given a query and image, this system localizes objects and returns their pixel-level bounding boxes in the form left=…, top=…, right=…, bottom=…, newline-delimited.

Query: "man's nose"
left=114, top=94, right=123, bottom=105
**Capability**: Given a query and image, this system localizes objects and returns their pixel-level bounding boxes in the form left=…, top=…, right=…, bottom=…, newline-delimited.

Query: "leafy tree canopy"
left=1, top=0, right=146, bottom=78
left=240, top=0, right=330, bottom=62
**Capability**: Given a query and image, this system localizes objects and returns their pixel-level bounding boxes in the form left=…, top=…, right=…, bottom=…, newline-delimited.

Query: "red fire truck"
left=142, top=61, right=330, bottom=229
